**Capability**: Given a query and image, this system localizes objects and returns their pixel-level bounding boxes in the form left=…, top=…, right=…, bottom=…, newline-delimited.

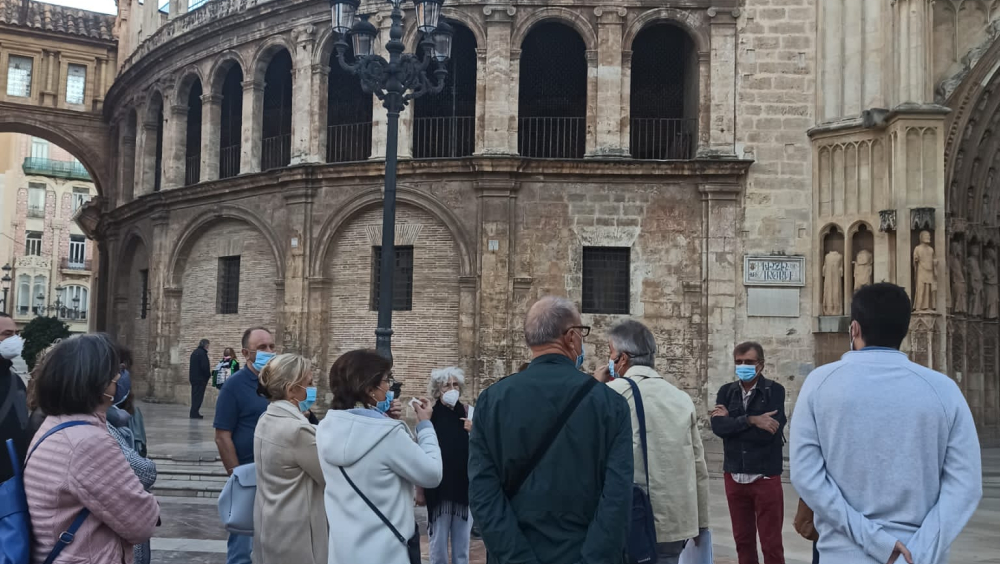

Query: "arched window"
left=413, top=23, right=477, bottom=159
left=518, top=22, right=587, bottom=159
left=328, top=44, right=373, bottom=163
left=60, top=285, right=88, bottom=320
left=630, top=24, right=698, bottom=159
left=16, top=274, right=30, bottom=316
left=220, top=65, right=243, bottom=179
left=185, top=79, right=203, bottom=185
left=32, top=275, right=46, bottom=314
left=261, top=50, right=293, bottom=171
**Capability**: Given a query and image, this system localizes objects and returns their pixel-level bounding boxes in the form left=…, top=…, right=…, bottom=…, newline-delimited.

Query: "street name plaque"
left=743, top=256, right=806, bottom=287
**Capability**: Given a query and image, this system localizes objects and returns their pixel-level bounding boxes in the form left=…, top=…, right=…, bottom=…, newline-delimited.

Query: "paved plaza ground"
left=140, top=402, right=1000, bottom=564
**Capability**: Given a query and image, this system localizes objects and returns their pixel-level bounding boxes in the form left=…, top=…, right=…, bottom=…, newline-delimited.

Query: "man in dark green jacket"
left=469, top=296, right=633, bottom=564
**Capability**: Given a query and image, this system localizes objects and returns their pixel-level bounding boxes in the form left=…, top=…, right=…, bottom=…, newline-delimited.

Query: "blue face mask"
left=297, top=385, right=317, bottom=413
left=376, top=390, right=395, bottom=414
left=735, top=365, right=758, bottom=382
left=608, top=358, right=618, bottom=380
left=113, top=372, right=131, bottom=407
left=253, top=351, right=275, bottom=372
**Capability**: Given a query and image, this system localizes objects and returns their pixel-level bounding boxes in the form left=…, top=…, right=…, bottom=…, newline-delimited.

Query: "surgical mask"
left=376, top=390, right=395, bottom=414
left=608, top=358, right=619, bottom=380
left=113, top=372, right=132, bottom=407
left=297, top=385, right=317, bottom=413
left=253, top=351, right=275, bottom=372
left=441, top=389, right=460, bottom=407
left=0, top=335, right=24, bottom=360
left=104, top=380, right=118, bottom=402
left=735, top=365, right=757, bottom=382
left=576, top=347, right=585, bottom=369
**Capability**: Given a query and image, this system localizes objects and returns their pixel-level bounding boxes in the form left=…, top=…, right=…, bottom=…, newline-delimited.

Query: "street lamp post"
left=0, top=263, right=11, bottom=314
left=330, top=0, right=453, bottom=361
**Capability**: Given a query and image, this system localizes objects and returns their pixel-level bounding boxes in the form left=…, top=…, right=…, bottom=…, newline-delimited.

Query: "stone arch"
left=175, top=66, right=205, bottom=103
left=622, top=8, right=710, bottom=54
left=511, top=7, right=597, bottom=52
left=402, top=7, right=488, bottom=53
left=311, top=186, right=475, bottom=279
left=0, top=115, right=109, bottom=197
left=208, top=50, right=247, bottom=95
left=250, top=35, right=297, bottom=84
left=113, top=230, right=152, bottom=395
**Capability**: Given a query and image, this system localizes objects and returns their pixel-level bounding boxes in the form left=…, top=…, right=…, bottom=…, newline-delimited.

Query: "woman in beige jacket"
left=253, top=354, right=327, bottom=564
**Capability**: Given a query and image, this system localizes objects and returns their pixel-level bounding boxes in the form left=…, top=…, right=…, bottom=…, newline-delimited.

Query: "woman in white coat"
left=317, top=349, right=442, bottom=564
left=253, top=354, right=327, bottom=564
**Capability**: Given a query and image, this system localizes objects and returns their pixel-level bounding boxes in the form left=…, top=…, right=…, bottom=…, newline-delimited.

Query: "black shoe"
left=190, top=414, right=204, bottom=419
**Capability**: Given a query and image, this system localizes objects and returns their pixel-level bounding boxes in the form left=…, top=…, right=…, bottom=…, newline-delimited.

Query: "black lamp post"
left=330, top=0, right=453, bottom=361
left=72, top=295, right=81, bottom=320
left=0, top=263, right=11, bottom=314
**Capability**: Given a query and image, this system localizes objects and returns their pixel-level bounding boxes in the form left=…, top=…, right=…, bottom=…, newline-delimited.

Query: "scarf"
left=425, top=399, right=470, bottom=525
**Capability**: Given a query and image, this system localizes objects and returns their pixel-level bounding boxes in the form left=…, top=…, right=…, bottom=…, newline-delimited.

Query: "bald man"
left=468, top=296, right=633, bottom=564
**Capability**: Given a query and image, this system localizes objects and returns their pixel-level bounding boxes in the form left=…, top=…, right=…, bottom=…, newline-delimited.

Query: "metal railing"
left=629, top=118, right=696, bottom=160
left=27, top=205, right=44, bottom=218
left=22, top=157, right=91, bottom=181
left=220, top=145, right=240, bottom=179
left=57, top=307, right=87, bottom=322
left=185, top=153, right=201, bottom=185
left=327, top=122, right=373, bottom=163
left=61, top=258, right=91, bottom=271
left=518, top=117, right=585, bottom=159
left=413, top=116, right=475, bottom=159
left=261, top=134, right=291, bottom=171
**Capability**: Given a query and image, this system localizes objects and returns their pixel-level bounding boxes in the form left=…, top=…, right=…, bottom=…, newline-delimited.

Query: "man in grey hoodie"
left=791, top=283, right=982, bottom=564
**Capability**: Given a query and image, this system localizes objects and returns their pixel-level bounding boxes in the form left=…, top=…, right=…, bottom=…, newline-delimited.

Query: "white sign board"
left=744, top=256, right=806, bottom=287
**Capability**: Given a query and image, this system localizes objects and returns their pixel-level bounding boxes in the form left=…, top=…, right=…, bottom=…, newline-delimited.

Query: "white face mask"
left=0, top=335, right=24, bottom=360
left=441, top=389, right=460, bottom=407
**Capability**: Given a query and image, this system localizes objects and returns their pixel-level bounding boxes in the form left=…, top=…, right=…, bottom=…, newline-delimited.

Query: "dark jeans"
left=724, top=473, right=785, bottom=564
left=812, top=542, right=819, bottom=564
left=190, top=381, right=207, bottom=417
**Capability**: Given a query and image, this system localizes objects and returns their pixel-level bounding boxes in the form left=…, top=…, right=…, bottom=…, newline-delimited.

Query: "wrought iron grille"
left=328, top=45, right=373, bottom=163
left=6, top=55, right=32, bottom=98
left=630, top=118, right=696, bottom=160
left=261, top=50, right=293, bottom=171
left=153, top=107, right=164, bottom=192
left=328, top=122, right=373, bottom=163
left=630, top=24, right=697, bottom=160
left=217, top=256, right=241, bottom=315
left=220, top=66, right=243, bottom=178
left=185, top=81, right=203, bottom=185
left=518, top=22, right=587, bottom=159
left=582, top=247, right=631, bottom=314
left=139, top=269, right=149, bottom=319
left=413, top=24, right=477, bottom=158
left=370, top=246, right=414, bottom=311
left=413, top=116, right=475, bottom=159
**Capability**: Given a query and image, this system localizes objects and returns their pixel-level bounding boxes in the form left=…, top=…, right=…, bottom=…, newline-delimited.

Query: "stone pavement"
left=140, top=402, right=1000, bottom=564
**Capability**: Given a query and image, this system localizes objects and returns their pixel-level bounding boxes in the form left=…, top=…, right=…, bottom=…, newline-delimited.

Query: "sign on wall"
left=743, top=256, right=806, bottom=287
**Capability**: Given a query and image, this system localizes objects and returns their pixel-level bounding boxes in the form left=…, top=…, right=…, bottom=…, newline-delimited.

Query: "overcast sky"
left=39, top=0, right=117, bottom=15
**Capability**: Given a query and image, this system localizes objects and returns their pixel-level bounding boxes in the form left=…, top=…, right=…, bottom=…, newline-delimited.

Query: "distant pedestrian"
left=317, top=349, right=442, bottom=564
left=0, top=312, right=27, bottom=482
left=711, top=341, right=787, bottom=564
left=791, top=283, right=982, bottom=564
left=25, top=333, right=160, bottom=563
left=604, top=320, right=710, bottom=564
left=253, top=353, right=326, bottom=564
left=118, top=347, right=149, bottom=457
left=214, top=327, right=274, bottom=564
left=469, top=296, right=633, bottom=564
left=189, top=338, right=211, bottom=419
left=214, top=347, right=240, bottom=388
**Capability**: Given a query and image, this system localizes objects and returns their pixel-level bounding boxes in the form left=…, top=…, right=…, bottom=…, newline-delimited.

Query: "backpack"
left=1, top=421, right=92, bottom=564
left=623, top=377, right=658, bottom=564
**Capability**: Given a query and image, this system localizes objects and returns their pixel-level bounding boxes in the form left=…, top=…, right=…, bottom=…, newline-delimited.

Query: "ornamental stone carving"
left=969, top=245, right=985, bottom=317
left=912, top=231, right=937, bottom=312
left=879, top=209, right=897, bottom=232
left=853, top=249, right=873, bottom=291
left=951, top=240, right=968, bottom=314
left=911, top=207, right=936, bottom=231
left=822, top=250, right=844, bottom=316
left=986, top=246, right=999, bottom=319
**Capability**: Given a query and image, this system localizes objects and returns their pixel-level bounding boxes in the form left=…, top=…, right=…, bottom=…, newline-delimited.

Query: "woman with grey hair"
left=417, top=366, right=474, bottom=564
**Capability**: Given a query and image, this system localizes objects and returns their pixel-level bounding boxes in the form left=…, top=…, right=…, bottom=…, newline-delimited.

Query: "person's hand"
left=711, top=404, right=728, bottom=418
left=414, top=397, right=433, bottom=421
left=388, top=399, right=403, bottom=420
left=414, top=487, right=426, bottom=507
left=594, top=364, right=611, bottom=383
left=748, top=410, right=780, bottom=434
left=887, top=541, right=913, bottom=564
left=461, top=418, right=473, bottom=432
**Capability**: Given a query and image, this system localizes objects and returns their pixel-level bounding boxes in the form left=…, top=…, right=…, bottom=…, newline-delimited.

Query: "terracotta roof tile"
left=0, top=0, right=115, bottom=42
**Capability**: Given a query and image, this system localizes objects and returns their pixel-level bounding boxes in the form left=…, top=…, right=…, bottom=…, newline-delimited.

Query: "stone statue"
left=950, top=241, right=967, bottom=314
left=853, top=249, right=873, bottom=292
left=822, top=250, right=844, bottom=316
left=969, top=245, right=984, bottom=317
left=985, top=247, right=999, bottom=319
left=912, top=231, right=938, bottom=311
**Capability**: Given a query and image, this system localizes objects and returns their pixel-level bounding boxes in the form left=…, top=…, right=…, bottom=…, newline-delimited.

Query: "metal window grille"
left=217, top=256, right=241, bottom=314
left=370, top=246, right=413, bottom=311
left=66, top=64, right=87, bottom=105
left=327, top=44, right=373, bottom=163
left=7, top=56, right=32, bottom=98
left=261, top=51, right=293, bottom=171
left=24, top=232, right=42, bottom=257
left=518, top=23, right=587, bottom=159
left=186, top=81, right=203, bottom=185
left=154, top=107, right=164, bottom=192
left=220, top=66, right=243, bottom=178
left=582, top=247, right=631, bottom=314
left=630, top=24, right=697, bottom=160
left=413, top=24, right=477, bottom=159
left=139, top=269, right=149, bottom=319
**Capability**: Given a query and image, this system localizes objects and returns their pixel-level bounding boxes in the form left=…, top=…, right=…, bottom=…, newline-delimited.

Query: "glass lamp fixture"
left=414, top=0, right=443, bottom=33
left=330, top=0, right=360, bottom=35
left=431, top=19, right=453, bottom=62
left=350, top=15, right=378, bottom=58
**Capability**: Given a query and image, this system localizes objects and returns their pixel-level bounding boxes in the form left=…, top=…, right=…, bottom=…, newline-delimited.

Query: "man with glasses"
left=711, top=342, right=787, bottom=564
left=469, top=296, right=633, bottom=564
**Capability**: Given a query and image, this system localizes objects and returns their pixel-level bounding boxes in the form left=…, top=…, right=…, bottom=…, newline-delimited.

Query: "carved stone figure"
left=985, top=247, right=999, bottom=319
left=822, top=250, right=844, bottom=316
left=950, top=241, right=967, bottom=314
left=969, top=245, right=985, bottom=317
left=853, top=249, right=873, bottom=292
left=912, top=231, right=938, bottom=312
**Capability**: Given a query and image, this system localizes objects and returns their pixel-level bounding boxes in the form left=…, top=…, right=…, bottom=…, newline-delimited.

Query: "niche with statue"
left=821, top=226, right=845, bottom=316
left=851, top=224, right=874, bottom=292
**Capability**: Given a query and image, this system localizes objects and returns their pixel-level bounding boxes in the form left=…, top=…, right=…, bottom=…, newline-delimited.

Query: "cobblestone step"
left=152, top=479, right=223, bottom=499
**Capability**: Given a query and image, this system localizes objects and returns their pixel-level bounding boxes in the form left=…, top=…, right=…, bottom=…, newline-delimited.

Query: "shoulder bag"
left=623, top=377, right=658, bottom=564
left=340, top=467, right=421, bottom=564
left=217, top=463, right=256, bottom=536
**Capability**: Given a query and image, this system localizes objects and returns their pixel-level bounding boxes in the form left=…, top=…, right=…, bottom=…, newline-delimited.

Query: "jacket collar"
left=267, top=399, right=308, bottom=422
left=530, top=353, right=575, bottom=367
left=622, top=365, right=661, bottom=380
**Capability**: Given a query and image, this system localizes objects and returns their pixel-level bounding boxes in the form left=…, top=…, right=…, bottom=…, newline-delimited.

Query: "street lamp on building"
left=0, top=263, right=11, bottom=314
left=330, top=0, right=452, bottom=361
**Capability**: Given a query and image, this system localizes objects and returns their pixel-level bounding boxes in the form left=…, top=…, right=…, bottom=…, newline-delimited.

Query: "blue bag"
left=624, top=377, right=658, bottom=564
left=1, top=421, right=92, bottom=564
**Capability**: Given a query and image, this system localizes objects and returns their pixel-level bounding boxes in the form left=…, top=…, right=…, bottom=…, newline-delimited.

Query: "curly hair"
left=427, top=366, right=465, bottom=398
left=328, top=349, right=391, bottom=410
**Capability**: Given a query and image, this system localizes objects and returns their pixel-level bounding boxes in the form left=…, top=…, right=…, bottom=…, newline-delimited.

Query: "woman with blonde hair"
left=253, top=353, right=327, bottom=564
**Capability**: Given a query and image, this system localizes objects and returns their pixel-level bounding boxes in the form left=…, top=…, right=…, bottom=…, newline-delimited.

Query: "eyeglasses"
left=564, top=325, right=591, bottom=338
left=734, top=359, right=761, bottom=365
left=382, top=373, right=396, bottom=386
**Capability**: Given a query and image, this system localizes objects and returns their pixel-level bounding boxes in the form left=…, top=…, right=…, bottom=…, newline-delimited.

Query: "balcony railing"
left=630, top=118, right=696, bottom=160
left=185, top=153, right=201, bottom=185
left=27, top=205, right=44, bottom=218
left=58, top=308, right=88, bottom=322
left=22, top=157, right=91, bottom=181
left=220, top=144, right=240, bottom=179
left=413, top=116, right=475, bottom=159
left=327, top=123, right=373, bottom=163
left=518, top=117, right=585, bottom=159
left=262, top=134, right=291, bottom=171
left=61, top=258, right=91, bottom=271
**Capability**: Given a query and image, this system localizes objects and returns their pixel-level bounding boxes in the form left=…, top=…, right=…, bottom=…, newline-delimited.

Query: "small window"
left=59, top=285, right=88, bottom=320
left=24, top=231, right=42, bottom=256
left=71, top=187, right=91, bottom=213
left=370, top=246, right=414, bottom=311
left=66, top=64, right=87, bottom=105
left=139, top=269, right=149, bottom=319
left=27, top=184, right=45, bottom=218
left=68, top=235, right=86, bottom=267
left=7, top=56, right=32, bottom=98
left=582, top=247, right=631, bottom=314
left=217, top=256, right=241, bottom=314
left=30, top=138, right=48, bottom=160
left=16, top=274, right=30, bottom=316
left=32, top=275, right=46, bottom=314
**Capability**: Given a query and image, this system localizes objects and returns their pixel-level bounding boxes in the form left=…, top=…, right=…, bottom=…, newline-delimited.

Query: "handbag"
left=1, top=421, right=92, bottom=564
left=217, top=463, right=256, bottom=536
left=623, top=377, right=658, bottom=564
left=339, top=467, right=421, bottom=564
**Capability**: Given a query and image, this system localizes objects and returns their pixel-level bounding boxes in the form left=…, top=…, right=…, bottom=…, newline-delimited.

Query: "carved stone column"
left=164, top=103, right=188, bottom=189
left=707, top=8, right=738, bottom=157
left=591, top=7, right=627, bottom=157
left=200, top=93, right=222, bottom=182
left=279, top=186, right=315, bottom=357
left=290, top=26, right=318, bottom=165
left=117, top=126, right=137, bottom=204
left=310, top=64, right=331, bottom=164
left=892, top=0, right=934, bottom=105
left=480, top=5, right=517, bottom=155
left=241, top=79, right=264, bottom=174
left=584, top=49, right=598, bottom=157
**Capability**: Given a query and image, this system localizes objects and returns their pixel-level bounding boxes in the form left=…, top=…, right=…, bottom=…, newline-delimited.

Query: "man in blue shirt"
left=214, top=326, right=274, bottom=564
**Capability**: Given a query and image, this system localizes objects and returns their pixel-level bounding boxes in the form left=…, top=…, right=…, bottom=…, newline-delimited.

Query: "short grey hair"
left=608, top=320, right=657, bottom=369
left=524, top=296, right=580, bottom=347
left=199, top=339, right=210, bottom=348
left=428, top=366, right=465, bottom=398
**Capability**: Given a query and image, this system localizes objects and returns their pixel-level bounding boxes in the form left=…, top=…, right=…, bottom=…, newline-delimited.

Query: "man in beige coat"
left=603, top=320, right=710, bottom=564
